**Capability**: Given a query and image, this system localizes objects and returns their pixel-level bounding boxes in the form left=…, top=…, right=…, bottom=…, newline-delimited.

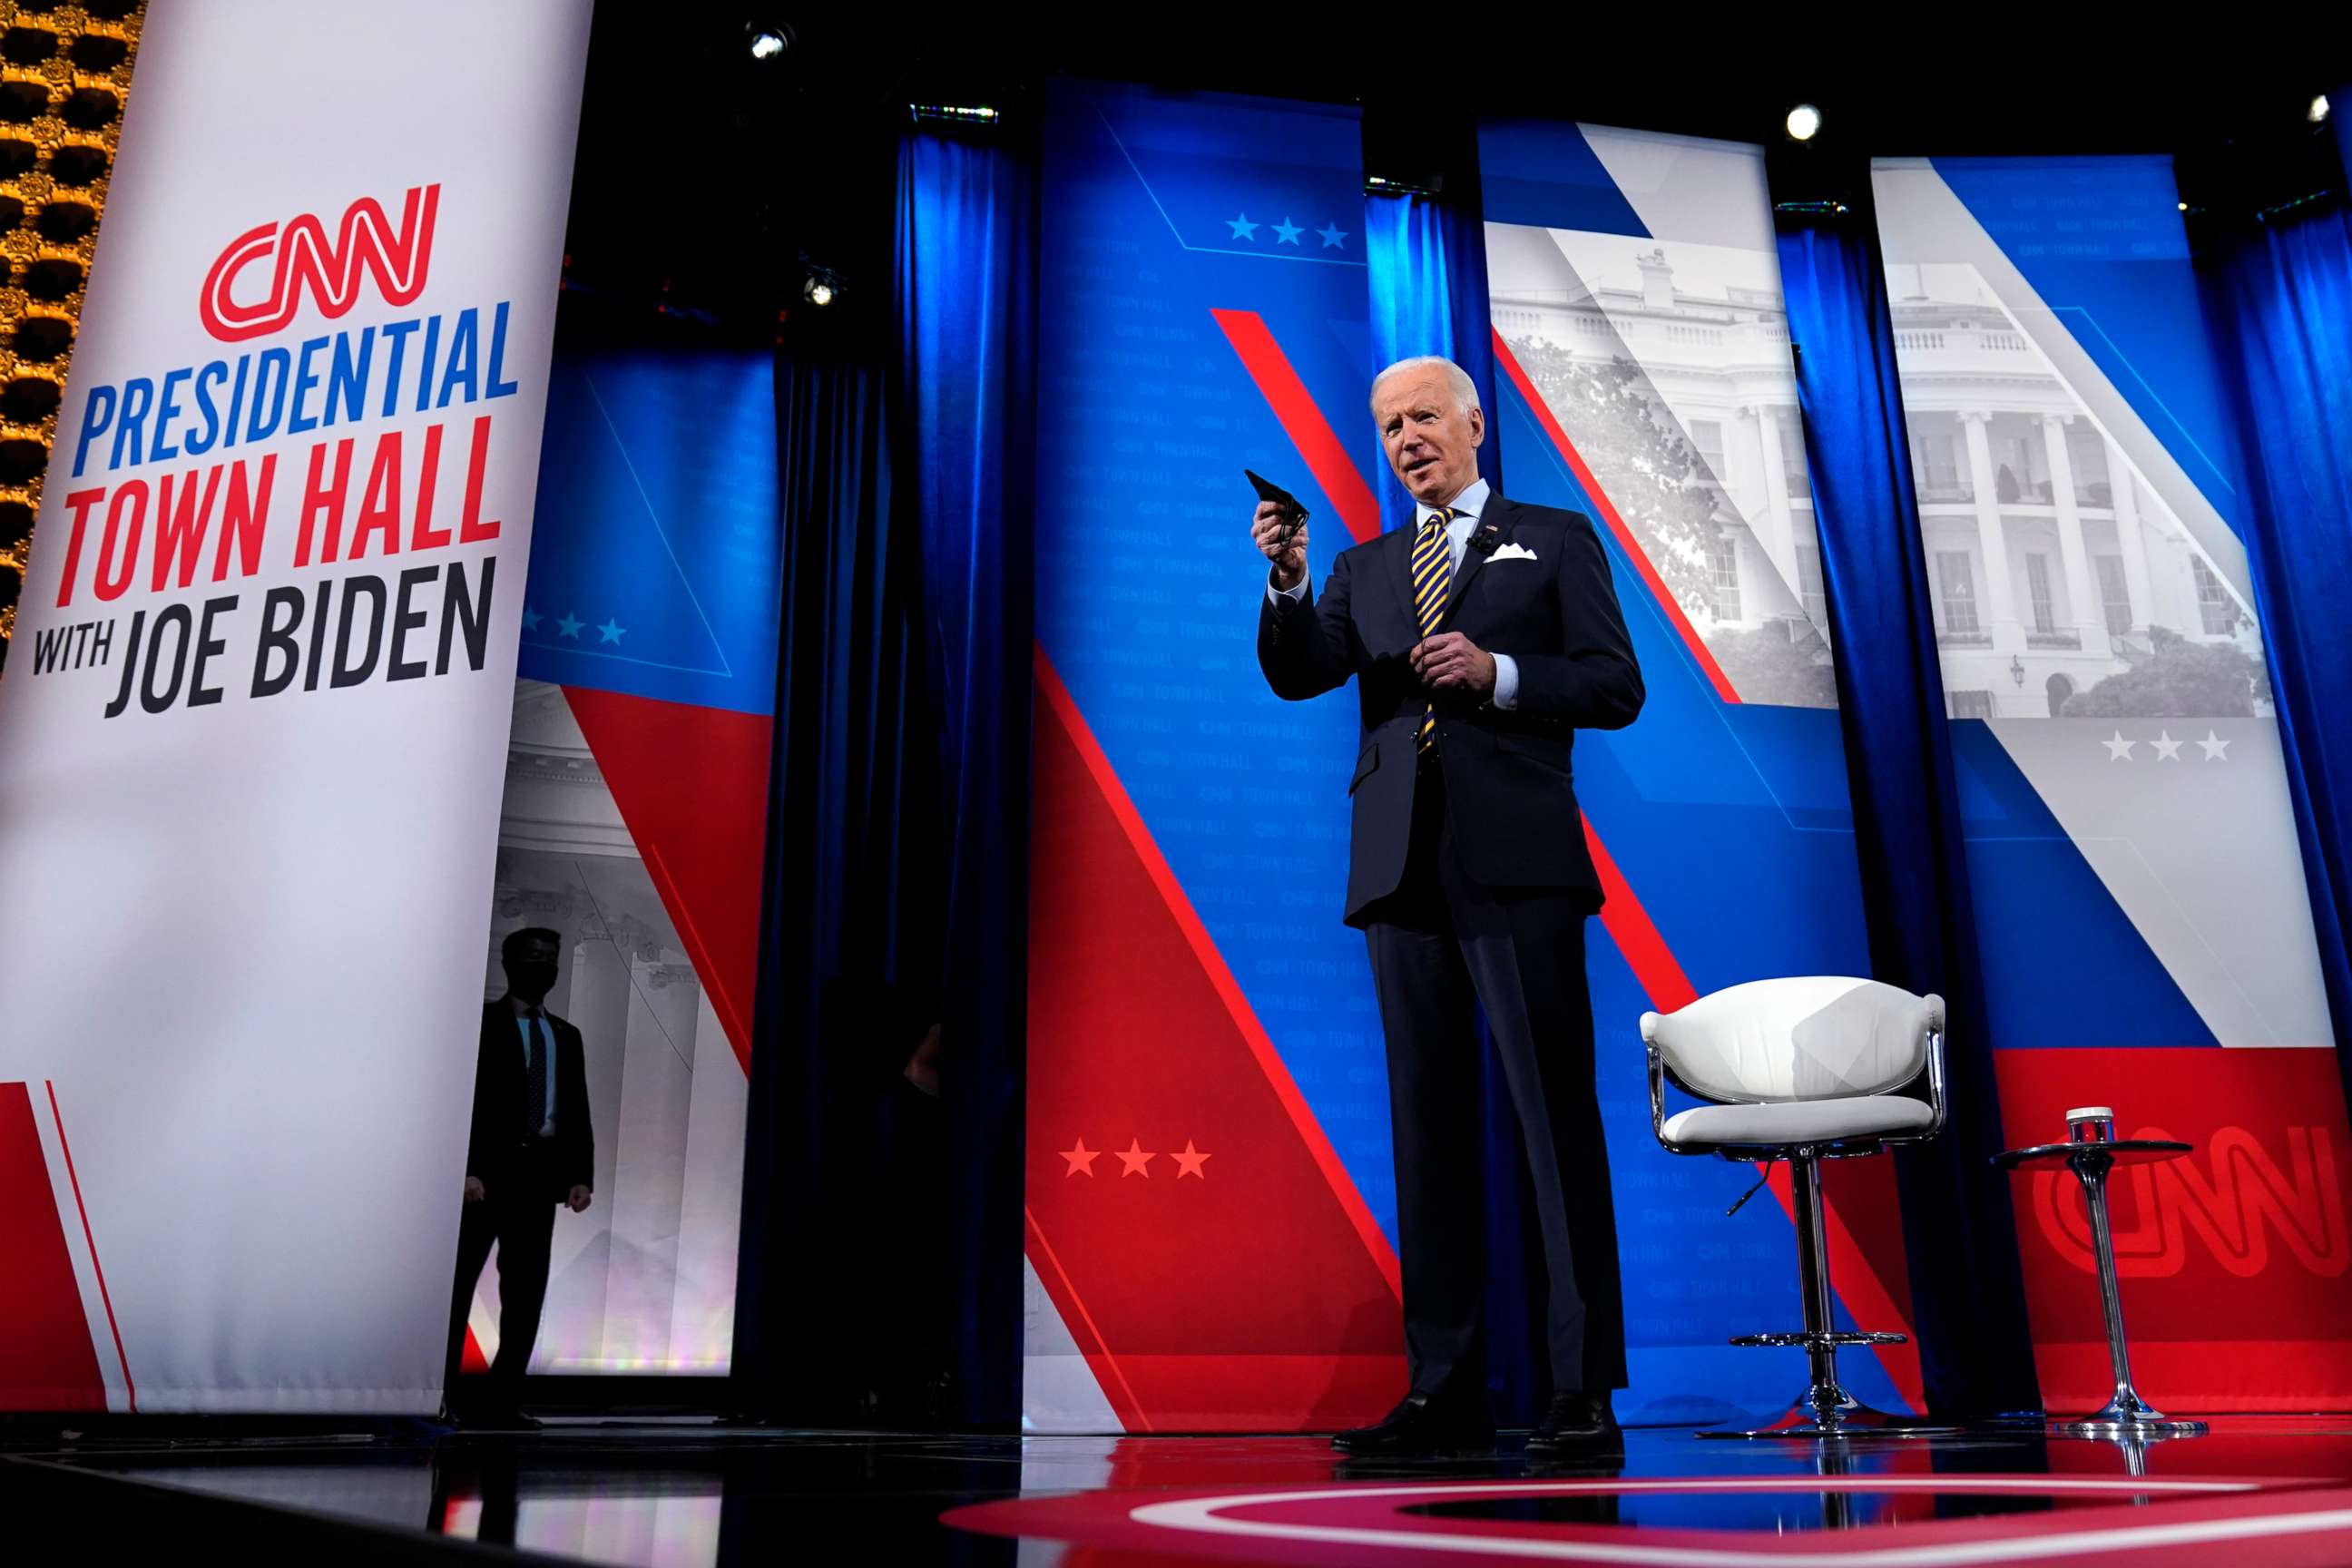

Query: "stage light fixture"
left=911, top=103, right=1002, bottom=125
left=2311, top=93, right=2331, bottom=124
left=803, top=271, right=838, bottom=308
left=746, top=21, right=791, bottom=61
left=1786, top=104, right=1822, bottom=142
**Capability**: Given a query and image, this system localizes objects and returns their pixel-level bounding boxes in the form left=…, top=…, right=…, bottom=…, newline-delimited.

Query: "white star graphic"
left=1226, top=212, right=1259, bottom=240
left=1318, top=220, right=1348, bottom=249
left=2151, top=730, right=2183, bottom=761
left=1272, top=216, right=1303, bottom=245
left=2102, top=731, right=2136, bottom=761
left=2198, top=730, right=2231, bottom=761
left=555, top=612, right=584, bottom=640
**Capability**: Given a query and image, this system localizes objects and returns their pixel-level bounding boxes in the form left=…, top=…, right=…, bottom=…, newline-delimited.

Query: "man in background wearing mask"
left=446, top=926, right=595, bottom=1422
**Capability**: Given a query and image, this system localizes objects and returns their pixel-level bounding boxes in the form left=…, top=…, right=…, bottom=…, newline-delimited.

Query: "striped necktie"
left=1411, top=508, right=1456, bottom=752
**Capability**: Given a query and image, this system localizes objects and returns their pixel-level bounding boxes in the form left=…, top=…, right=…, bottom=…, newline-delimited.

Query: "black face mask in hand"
left=509, top=961, right=559, bottom=1003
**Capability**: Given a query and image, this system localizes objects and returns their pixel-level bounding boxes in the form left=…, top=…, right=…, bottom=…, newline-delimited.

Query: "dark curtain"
left=732, top=120, right=1035, bottom=1431
left=733, top=342, right=956, bottom=1420
left=895, top=126, right=1037, bottom=1427
left=735, top=124, right=1035, bottom=1429
left=1365, top=188, right=1503, bottom=529
left=1775, top=207, right=2042, bottom=1419
left=2200, top=201, right=2352, bottom=1067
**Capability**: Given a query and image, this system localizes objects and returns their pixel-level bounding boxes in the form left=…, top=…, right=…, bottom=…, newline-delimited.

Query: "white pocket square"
left=1488, top=542, right=1539, bottom=562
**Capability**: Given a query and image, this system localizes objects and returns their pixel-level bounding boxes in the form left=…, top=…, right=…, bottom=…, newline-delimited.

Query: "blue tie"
left=524, top=1014, right=550, bottom=1137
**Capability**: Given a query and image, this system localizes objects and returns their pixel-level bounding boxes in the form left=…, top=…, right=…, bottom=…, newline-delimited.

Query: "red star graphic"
left=1116, top=1138, right=1156, bottom=1177
left=1060, top=1138, right=1100, bottom=1177
left=1171, top=1140, right=1211, bottom=1180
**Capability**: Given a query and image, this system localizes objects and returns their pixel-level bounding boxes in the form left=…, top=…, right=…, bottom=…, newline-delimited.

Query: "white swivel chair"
left=1642, top=976, right=1949, bottom=1438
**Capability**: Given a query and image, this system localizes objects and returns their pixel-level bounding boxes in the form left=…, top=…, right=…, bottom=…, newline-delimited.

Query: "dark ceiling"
left=557, top=7, right=2347, bottom=336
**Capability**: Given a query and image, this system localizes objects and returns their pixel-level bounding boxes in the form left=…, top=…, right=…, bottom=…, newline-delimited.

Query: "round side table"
left=1994, top=1129, right=2206, bottom=1439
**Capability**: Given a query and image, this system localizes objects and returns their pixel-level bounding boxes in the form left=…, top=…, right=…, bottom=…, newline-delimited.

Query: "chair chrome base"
left=1707, top=1159, right=1959, bottom=1440
left=1707, top=1399, right=1961, bottom=1441
left=1706, top=1338, right=1961, bottom=1440
left=2053, top=1390, right=2206, bottom=1440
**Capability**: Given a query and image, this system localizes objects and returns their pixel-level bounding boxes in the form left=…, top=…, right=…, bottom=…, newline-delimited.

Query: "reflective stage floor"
left=12, top=1416, right=2352, bottom=1564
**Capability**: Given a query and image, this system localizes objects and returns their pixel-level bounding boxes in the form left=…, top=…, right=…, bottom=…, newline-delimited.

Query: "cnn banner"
left=0, top=0, right=590, bottom=1411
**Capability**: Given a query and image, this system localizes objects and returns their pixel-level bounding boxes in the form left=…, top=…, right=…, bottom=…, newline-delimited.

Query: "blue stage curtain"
left=2200, top=202, right=2352, bottom=1067
left=737, top=129, right=1034, bottom=1429
left=1365, top=190, right=1503, bottom=534
left=735, top=343, right=957, bottom=1420
left=896, top=126, right=1036, bottom=1427
left=1775, top=209, right=2042, bottom=1419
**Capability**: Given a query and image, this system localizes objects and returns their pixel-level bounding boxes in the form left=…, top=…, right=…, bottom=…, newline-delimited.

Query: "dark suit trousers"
left=1364, top=754, right=1628, bottom=1401
left=446, top=1142, right=564, bottom=1395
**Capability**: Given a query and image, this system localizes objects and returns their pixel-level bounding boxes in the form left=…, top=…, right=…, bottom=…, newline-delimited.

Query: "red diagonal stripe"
left=1210, top=309, right=1382, bottom=545
left=1582, top=815, right=1699, bottom=1013
left=0, top=1083, right=106, bottom=1411
left=1034, top=646, right=1402, bottom=1300
left=44, top=1082, right=134, bottom=1410
left=1491, top=328, right=1741, bottom=704
left=1024, top=1204, right=1152, bottom=1433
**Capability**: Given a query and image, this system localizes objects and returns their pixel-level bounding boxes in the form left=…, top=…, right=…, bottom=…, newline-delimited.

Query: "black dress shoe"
left=1331, top=1392, right=1494, bottom=1456
left=1524, top=1391, right=1622, bottom=1456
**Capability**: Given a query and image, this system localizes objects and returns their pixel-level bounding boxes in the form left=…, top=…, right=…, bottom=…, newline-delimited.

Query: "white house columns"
left=2042, top=412, right=2110, bottom=658
left=1959, top=409, right=2019, bottom=647
left=2107, top=433, right=2156, bottom=640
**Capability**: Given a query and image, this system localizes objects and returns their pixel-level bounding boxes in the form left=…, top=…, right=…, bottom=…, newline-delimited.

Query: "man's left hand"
left=566, top=1185, right=593, bottom=1214
left=1411, top=632, right=1496, bottom=696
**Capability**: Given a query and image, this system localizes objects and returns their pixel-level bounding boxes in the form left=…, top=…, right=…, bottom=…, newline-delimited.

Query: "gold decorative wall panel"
left=0, top=0, right=143, bottom=657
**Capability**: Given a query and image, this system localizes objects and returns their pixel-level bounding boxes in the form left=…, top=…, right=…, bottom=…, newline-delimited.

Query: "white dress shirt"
left=1267, top=475, right=1520, bottom=708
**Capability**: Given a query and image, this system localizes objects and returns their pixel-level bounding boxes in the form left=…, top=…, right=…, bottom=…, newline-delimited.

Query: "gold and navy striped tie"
left=1411, top=507, right=1456, bottom=752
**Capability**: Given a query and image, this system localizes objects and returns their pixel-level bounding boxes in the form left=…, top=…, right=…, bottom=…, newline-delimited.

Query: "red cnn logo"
left=199, top=184, right=441, bottom=342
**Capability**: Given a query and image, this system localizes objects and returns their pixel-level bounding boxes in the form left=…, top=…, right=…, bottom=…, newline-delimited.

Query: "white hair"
left=1370, top=355, right=1480, bottom=416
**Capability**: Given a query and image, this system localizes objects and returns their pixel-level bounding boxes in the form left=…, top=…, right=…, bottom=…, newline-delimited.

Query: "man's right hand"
left=1251, top=501, right=1308, bottom=591
left=464, top=1177, right=486, bottom=1203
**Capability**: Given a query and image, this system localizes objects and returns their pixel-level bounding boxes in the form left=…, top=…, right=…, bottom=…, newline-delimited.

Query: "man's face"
left=505, top=936, right=560, bottom=1003
left=1375, top=366, right=1484, bottom=508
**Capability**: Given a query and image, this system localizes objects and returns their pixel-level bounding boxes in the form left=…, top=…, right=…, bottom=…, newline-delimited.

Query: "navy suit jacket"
left=466, top=1001, right=594, bottom=1197
left=1257, top=495, right=1644, bottom=926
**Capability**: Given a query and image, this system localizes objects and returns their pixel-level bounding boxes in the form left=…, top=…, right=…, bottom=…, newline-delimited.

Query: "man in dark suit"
left=1253, top=356, right=1644, bottom=1456
left=446, top=926, right=594, bottom=1421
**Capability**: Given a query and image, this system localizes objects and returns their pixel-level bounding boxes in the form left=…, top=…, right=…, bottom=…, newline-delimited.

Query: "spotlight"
left=746, top=21, right=791, bottom=61
left=910, top=103, right=1002, bottom=125
left=802, top=270, right=838, bottom=308
left=1786, top=104, right=1822, bottom=142
left=2311, top=93, right=2331, bottom=124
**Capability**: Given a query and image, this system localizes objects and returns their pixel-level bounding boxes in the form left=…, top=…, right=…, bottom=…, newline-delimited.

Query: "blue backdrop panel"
left=1032, top=81, right=1398, bottom=1234
left=521, top=346, right=780, bottom=717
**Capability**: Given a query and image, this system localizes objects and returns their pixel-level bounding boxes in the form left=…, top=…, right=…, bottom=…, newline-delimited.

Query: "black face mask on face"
left=509, top=961, right=559, bottom=1002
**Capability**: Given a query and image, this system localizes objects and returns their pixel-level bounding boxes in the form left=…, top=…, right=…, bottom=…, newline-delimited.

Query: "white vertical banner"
left=0, top=0, right=592, bottom=1412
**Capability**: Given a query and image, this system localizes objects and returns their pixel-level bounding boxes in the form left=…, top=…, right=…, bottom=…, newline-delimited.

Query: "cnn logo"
left=2034, top=1124, right=2348, bottom=1279
left=199, top=184, right=440, bottom=343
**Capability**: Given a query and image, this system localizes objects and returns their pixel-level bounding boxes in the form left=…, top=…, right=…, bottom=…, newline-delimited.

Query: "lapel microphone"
left=1467, top=521, right=1503, bottom=557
